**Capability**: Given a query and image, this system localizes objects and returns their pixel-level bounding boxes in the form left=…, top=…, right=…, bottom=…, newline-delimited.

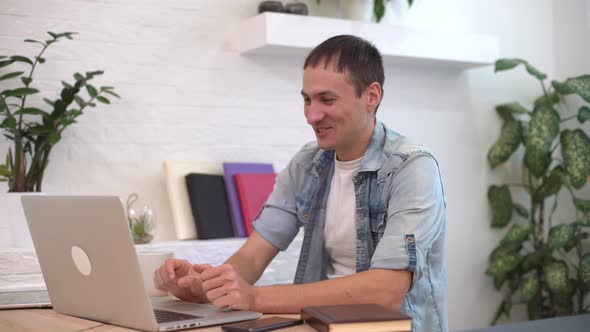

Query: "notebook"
left=234, top=173, right=277, bottom=236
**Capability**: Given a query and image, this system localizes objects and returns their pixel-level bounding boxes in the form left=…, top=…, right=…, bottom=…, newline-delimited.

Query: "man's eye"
left=303, top=98, right=311, bottom=105
left=322, top=98, right=335, bottom=104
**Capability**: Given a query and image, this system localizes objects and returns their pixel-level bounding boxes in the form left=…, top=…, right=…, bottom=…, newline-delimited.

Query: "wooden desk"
left=0, top=309, right=315, bottom=332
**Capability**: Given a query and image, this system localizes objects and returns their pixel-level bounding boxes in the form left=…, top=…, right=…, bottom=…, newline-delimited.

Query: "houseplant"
left=316, top=0, right=413, bottom=22
left=0, top=31, right=120, bottom=192
left=486, top=58, right=590, bottom=323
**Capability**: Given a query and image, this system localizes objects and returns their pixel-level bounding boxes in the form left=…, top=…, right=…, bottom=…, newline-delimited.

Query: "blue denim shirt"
left=253, top=121, right=448, bottom=332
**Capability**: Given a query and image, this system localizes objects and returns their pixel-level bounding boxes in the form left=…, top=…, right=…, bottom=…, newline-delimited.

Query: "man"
left=155, top=35, right=447, bottom=332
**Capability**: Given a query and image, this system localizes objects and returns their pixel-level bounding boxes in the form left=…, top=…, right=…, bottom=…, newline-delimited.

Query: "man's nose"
left=305, top=104, right=326, bottom=125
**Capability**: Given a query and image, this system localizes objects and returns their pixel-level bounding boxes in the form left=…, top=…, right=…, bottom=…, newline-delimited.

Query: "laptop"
left=21, top=195, right=262, bottom=331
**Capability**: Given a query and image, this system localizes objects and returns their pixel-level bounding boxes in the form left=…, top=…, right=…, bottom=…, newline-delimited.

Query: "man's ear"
left=366, top=82, right=382, bottom=112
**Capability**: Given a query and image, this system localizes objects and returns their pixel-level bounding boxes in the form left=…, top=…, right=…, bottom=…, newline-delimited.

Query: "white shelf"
left=231, top=13, right=499, bottom=69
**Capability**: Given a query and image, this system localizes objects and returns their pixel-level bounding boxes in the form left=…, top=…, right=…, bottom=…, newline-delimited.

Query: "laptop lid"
left=22, top=195, right=163, bottom=331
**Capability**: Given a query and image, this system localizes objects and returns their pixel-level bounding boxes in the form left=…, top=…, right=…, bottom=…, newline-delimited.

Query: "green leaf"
left=578, top=216, right=590, bottom=227
left=48, top=131, right=61, bottom=145
left=501, top=224, right=530, bottom=246
left=2, top=88, right=40, bottom=97
left=574, top=198, right=590, bottom=214
left=490, top=242, right=522, bottom=262
left=10, top=55, right=33, bottom=65
left=524, top=107, right=560, bottom=177
left=74, top=96, right=86, bottom=108
left=577, top=106, right=590, bottom=123
left=0, top=164, right=9, bottom=177
left=43, top=98, right=54, bottom=107
left=488, top=120, right=523, bottom=168
left=96, top=96, right=110, bottom=104
left=521, top=274, right=539, bottom=302
left=561, top=129, right=590, bottom=189
left=521, top=249, right=548, bottom=273
left=513, top=203, right=529, bottom=218
left=61, top=81, right=73, bottom=89
left=548, top=224, right=577, bottom=249
left=374, top=0, right=386, bottom=22
left=496, top=103, right=529, bottom=120
left=0, top=59, right=15, bottom=68
left=487, top=253, right=522, bottom=278
left=563, top=232, right=588, bottom=252
left=579, top=254, right=590, bottom=290
left=21, top=77, right=32, bottom=85
left=37, top=57, right=46, bottom=64
left=534, top=93, right=560, bottom=108
left=24, top=39, right=45, bottom=46
left=86, top=85, right=98, bottom=97
left=0, top=71, right=24, bottom=81
left=102, top=89, right=120, bottom=98
left=533, top=166, right=563, bottom=202
left=14, top=107, right=49, bottom=117
left=488, top=185, right=513, bottom=228
left=74, top=73, right=84, bottom=82
left=0, top=116, right=17, bottom=130
left=494, top=58, right=547, bottom=80
left=544, top=261, right=569, bottom=294
left=551, top=75, right=590, bottom=103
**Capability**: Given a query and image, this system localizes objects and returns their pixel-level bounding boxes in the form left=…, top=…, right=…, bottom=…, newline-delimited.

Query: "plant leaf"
left=0, top=59, right=15, bottom=68
left=2, top=87, right=40, bottom=97
left=0, top=116, right=17, bottom=130
left=48, top=131, right=61, bottom=145
left=524, top=107, right=560, bottom=177
left=534, top=93, right=560, bottom=108
left=24, top=39, right=45, bottom=46
left=488, top=120, right=522, bottom=168
left=494, top=58, right=547, bottom=80
left=578, top=106, right=590, bottom=123
left=0, top=71, right=24, bottom=81
left=574, top=198, right=590, bottom=214
left=548, top=224, right=577, bottom=249
left=496, top=103, right=529, bottom=120
left=487, top=253, right=522, bottom=278
left=86, top=85, right=98, bottom=97
left=14, top=107, right=49, bottom=117
left=513, top=203, right=529, bottom=218
left=521, top=249, right=548, bottom=273
left=544, top=261, right=569, bottom=294
left=21, top=77, right=32, bottom=85
left=501, top=224, right=530, bottom=246
left=488, top=185, right=513, bottom=228
left=560, top=129, right=590, bottom=189
left=490, top=242, right=522, bottom=262
left=10, top=55, right=33, bottom=65
left=551, top=75, right=590, bottom=103
left=102, top=89, right=120, bottom=98
left=96, top=96, right=110, bottom=104
left=374, top=0, right=385, bottom=22
left=521, top=274, right=539, bottom=302
left=579, top=254, right=590, bottom=290
left=578, top=216, right=590, bottom=227
left=74, top=96, right=86, bottom=108
left=533, top=166, right=563, bottom=202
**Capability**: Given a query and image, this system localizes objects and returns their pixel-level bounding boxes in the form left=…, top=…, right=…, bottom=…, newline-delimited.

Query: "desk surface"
left=0, top=309, right=315, bottom=332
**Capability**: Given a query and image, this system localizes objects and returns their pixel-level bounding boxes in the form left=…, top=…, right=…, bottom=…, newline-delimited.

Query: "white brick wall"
left=0, top=0, right=585, bottom=330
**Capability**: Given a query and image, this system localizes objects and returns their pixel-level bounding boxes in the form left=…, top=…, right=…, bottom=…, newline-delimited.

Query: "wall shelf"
left=232, top=13, right=499, bottom=69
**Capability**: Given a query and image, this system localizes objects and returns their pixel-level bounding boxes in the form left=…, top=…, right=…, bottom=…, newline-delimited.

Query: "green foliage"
left=488, top=185, right=513, bottom=228
left=0, top=32, right=119, bottom=192
left=487, top=59, right=590, bottom=324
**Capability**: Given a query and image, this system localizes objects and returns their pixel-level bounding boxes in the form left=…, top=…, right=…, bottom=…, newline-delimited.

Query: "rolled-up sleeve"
left=253, top=160, right=301, bottom=251
left=370, top=153, right=446, bottom=288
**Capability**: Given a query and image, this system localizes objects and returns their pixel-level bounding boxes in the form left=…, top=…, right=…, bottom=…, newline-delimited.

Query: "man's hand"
left=200, top=264, right=257, bottom=311
left=154, top=258, right=211, bottom=302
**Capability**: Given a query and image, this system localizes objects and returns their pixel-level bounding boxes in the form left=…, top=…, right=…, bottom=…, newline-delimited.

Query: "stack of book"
left=179, top=162, right=276, bottom=239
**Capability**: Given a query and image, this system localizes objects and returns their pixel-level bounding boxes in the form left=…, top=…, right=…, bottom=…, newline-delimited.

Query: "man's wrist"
left=251, top=286, right=263, bottom=312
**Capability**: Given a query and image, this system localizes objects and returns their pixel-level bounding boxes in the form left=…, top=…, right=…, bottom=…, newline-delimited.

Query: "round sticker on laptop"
left=71, top=246, right=92, bottom=276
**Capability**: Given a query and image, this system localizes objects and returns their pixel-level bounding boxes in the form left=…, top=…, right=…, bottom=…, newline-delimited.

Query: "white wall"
left=0, top=0, right=584, bottom=330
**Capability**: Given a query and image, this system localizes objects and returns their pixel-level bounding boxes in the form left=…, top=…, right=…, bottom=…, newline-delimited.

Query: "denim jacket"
left=253, top=121, right=448, bottom=332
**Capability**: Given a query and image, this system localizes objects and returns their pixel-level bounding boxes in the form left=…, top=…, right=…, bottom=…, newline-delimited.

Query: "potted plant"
left=486, top=58, right=590, bottom=323
left=0, top=31, right=119, bottom=247
left=316, top=0, right=413, bottom=22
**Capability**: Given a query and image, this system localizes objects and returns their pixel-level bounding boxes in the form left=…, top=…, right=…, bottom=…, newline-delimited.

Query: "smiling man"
left=155, top=35, right=448, bottom=332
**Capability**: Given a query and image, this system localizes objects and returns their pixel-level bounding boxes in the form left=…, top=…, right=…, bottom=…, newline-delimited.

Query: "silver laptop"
left=21, top=195, right=261, bottom=331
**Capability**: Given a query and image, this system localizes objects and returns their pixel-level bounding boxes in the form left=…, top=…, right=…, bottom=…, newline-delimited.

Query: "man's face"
left=301, top=62, right=375, bottom=159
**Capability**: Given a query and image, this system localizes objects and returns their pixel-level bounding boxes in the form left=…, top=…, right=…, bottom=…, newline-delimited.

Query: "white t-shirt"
left=324, top=155, right=363, bottom=279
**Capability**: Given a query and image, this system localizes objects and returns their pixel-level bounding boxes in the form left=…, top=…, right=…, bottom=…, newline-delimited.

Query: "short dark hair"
left=303, top=35, right=384, bottom=111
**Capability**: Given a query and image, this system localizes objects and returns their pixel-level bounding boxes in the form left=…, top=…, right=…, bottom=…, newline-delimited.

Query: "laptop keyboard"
left=154, top=309, right=202, bottom=323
